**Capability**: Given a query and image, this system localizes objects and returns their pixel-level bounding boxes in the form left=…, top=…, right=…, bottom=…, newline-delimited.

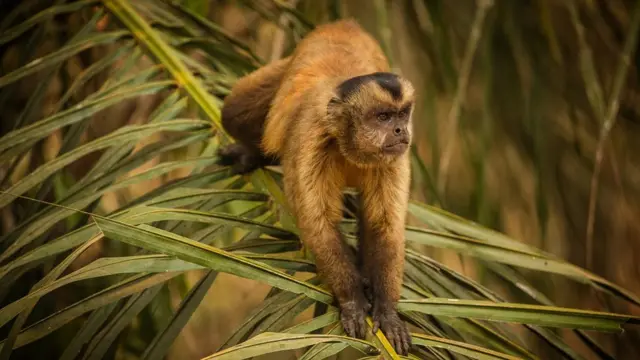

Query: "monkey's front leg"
left=301, top=225, right=370, bottom=338
left=359, top=168, right=411, bottom=355
left=287, top=156, right=370, bottom=339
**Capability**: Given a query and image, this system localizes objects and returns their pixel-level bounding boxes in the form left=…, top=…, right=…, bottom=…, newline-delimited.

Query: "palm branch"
left=0, top=1, right=639, bottom=359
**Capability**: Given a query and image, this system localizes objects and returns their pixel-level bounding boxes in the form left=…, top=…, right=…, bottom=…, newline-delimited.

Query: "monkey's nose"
left=394, top=127, right=403, bottom=135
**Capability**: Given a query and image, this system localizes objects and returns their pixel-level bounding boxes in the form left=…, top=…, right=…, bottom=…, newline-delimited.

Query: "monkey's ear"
left=327, top=96, right=345, bottom=117
left=329, top=96, right=342, bottom=105
left=327, top=96, right=342, bottom=109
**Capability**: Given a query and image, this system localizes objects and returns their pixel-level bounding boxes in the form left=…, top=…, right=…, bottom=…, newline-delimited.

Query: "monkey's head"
left=328, top=72, right=415, bottom=167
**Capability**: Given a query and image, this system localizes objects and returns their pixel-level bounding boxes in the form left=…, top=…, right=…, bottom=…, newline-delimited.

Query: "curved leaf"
left=0, top=232, right=103, bottom=359
left=284, top=310, right=340, bottom=334
left=0, top=273, right=178, bottom=352
left=0, top=81, right=174, bottom=156
left=411, top=333, right=522, bottom=360
left=94, top=218, right=332, bottom=303
left=82, top=284, right=164, bottom=360
left=0, top=120, right=209, bottom=209
left=0, top=31, right=130, bottom=88
left=103, top=0, right=224, bottom=133
left=0, top=255, right=201, bottom=328
left=0, top=147, right=214, bottom=266
left=299, top=322, right=347, bottom=360
left=404, top=225, right=640, bottom=306
left=398, top=298, right=640, bottom=331
left=0, top=0, right=98, bottom=45
left=201, top=332, right=377, bottom=360
left=219, top=290, right=301, bottom=350
left=122, top=208, right=297, bottom=240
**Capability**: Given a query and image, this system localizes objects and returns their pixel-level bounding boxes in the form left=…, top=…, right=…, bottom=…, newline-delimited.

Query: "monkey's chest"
left=343, top=164, right=365, bottom=189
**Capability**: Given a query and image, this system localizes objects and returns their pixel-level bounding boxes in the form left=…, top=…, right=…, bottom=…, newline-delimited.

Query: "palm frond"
left=0, top=1, right=639, bottom=360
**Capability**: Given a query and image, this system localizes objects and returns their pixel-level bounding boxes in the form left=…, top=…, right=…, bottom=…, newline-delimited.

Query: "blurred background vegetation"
left=2, top=0, right=640, bottom=359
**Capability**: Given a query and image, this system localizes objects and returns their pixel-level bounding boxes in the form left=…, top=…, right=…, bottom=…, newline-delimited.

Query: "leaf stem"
left=437, top=0, right=493, bottom=197
left=585, top=0, right=640, bottom=270
left=102, top=0, right=292, bottom=216
left=102, top=0, right=228, bottom=141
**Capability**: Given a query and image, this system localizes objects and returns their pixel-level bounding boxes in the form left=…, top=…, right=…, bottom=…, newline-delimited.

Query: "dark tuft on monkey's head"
left=337, top=72, right=403, bottom=101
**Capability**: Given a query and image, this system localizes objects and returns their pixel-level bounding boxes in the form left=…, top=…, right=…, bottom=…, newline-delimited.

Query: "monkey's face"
left=370, top=104, right=413, bottom=155
left=345, top=102, right=413, bottom=163
left=331, top=73, right=415, bottom=166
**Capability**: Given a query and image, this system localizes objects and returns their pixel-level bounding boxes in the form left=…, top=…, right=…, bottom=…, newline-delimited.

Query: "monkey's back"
left=261, top=19, right=390, bottom=156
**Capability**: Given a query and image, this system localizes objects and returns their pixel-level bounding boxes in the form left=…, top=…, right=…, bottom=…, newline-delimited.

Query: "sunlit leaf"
left=299, top=322, right=347, bottom=360
left=411, top=333, right=522, bottom=360
left=404, top=217, right=640, bottom=306
left=201, top=332, right=377, bottom=360
left=398, top=298, right=640, bottom=331
left=284, top=310, right=340, bottom=334
left=94, top=218, right=332, bottom=303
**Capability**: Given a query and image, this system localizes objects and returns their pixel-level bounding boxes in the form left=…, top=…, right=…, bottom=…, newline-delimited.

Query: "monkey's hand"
left=339, top=296, right=370, bottom=340
left=372, top=302, right=411, bottom=356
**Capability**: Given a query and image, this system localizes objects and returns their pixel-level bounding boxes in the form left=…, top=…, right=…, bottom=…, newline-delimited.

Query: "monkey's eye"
left=377, top=112, right=391, bottom=121
left=398, top=110, right=407, bottom=118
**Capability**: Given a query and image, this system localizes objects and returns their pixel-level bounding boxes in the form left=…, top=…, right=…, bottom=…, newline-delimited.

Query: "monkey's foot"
left=339, top=298, right=370, bottom=339
left=372, top=304, right=411, bottom=356
left=216, top=144, right=265, bottom=175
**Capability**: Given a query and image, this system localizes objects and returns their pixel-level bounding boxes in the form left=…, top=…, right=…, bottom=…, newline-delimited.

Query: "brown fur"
left=218, top=19, right=415, bottom=355
left=222, top=56, right=290, bottom=151
left=218, top=56, right=290, bottom=173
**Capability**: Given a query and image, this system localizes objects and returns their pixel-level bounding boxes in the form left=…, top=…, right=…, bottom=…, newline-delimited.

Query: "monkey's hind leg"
left=217, top=143, right=278, bottom=175
left=217, top=57, right=290, bottom=175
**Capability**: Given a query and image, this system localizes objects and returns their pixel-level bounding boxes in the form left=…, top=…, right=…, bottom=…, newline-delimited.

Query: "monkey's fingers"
left=342, top=318, right=355, bottom=338
left=358, top=318, right=368, bottom=339
left=393, top=319, right=411, bottom=356
left=400, top=328, right=411, bottom=356
left=340, top=315, right=367, bottom=339
left=340, top=301, right=368, bottom=339
left=372, top=318, right=380, bottom=334
left=372, top=308, right=412, bottom=356
left=364, top=300, right=372, bottom=314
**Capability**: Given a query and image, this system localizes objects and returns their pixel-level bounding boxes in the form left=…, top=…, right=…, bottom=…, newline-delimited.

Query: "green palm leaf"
left=1, top=1, right=639, bottom=359
left=202, top=332, right=376, bottom=360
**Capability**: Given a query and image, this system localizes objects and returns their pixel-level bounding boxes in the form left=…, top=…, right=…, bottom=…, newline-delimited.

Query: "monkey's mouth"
left=383, top=140, right=409, bottom=154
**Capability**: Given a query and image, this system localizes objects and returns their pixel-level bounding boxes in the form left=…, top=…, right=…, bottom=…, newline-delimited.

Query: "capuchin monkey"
left=218, top=19, right=414, bottom=355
